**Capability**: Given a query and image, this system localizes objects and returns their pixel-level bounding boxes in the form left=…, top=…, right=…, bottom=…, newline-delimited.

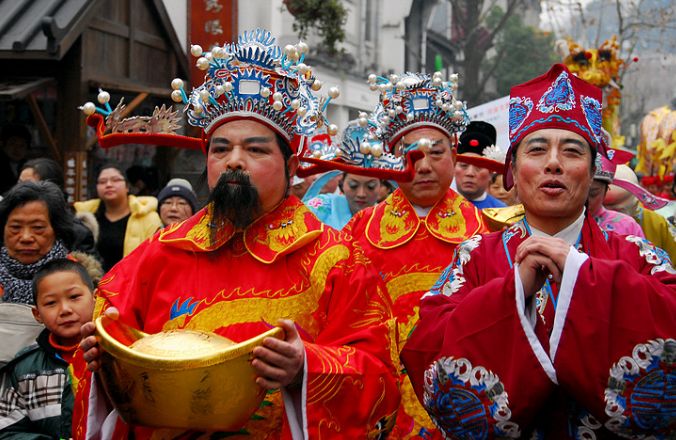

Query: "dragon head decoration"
left=558, top=36, right=625, bottom=148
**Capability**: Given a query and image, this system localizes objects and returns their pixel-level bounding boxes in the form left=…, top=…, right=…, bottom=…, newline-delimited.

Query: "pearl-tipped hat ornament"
left=367, top=71, right=470, bottom=147
left=81, top=29, right=334, bottom=159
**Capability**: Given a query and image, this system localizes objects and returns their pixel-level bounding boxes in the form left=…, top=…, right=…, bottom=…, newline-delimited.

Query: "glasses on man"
left=96, top=177, right=126, bottom=185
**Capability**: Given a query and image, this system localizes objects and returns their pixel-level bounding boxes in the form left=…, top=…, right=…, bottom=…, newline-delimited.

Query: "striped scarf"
left=0, top=240, right=68, bottom=304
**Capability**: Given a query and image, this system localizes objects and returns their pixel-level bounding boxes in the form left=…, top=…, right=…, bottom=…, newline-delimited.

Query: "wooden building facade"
left=0, top=0, right=191, bottom=200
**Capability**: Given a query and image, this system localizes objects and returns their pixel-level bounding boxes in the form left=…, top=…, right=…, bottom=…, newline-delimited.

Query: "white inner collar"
left=529, top=209, right=585, bottom=246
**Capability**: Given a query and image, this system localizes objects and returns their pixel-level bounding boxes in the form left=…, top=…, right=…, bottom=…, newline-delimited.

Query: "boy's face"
left=32, top=271, right=95, bottom=346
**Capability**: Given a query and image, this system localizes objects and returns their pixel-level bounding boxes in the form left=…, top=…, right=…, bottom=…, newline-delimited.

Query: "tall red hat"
left=504, top=64, right=607, bottom=189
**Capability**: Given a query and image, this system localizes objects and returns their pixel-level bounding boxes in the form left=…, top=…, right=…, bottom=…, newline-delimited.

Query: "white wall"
left=162, top=0, right=187, bottom=52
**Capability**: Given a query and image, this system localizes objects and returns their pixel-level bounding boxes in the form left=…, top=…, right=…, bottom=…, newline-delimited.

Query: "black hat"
left=457, top=121, right=497, bottom=155
left=157, top=178, right=198, bottom=212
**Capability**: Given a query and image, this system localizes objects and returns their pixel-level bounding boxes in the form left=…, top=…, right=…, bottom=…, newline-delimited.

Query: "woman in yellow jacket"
left=75, top=165, right=162, bottom=271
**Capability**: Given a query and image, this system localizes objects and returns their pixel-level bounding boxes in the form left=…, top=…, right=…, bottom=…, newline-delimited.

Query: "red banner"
left=188, top=0, right=237, bottom=87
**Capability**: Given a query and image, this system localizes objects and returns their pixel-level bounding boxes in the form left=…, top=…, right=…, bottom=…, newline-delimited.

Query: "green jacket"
left=0, top=330, right=73, bottom=439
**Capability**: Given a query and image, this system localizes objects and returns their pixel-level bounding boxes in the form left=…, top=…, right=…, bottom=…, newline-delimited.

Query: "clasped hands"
left=515, top=236, right=572, bottom=299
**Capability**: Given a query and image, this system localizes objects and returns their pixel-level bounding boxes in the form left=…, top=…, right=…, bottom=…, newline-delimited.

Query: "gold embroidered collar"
left=159, top=196, right=324, bottom=263
left=365, top=188, right=484, bottom=249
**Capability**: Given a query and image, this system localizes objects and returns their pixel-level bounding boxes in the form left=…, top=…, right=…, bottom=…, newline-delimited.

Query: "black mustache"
left=217, top=169, right=252, bottom=186
left=208, top=169, right=261, bottom=232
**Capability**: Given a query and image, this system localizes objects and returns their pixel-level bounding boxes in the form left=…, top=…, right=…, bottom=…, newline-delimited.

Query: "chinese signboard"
left=188, top=0, right=237, bottom=87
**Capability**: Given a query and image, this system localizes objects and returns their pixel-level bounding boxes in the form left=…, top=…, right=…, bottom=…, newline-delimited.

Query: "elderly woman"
left=18, top=158, right=99, bottom=256
left=0, top=181, right=75, bottom=303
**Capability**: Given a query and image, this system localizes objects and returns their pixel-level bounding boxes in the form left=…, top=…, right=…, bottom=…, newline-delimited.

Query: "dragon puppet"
left=558, top=35, right=625, bottom=149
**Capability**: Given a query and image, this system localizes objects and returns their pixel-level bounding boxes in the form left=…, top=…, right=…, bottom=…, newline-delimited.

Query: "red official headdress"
left=504, top=64, right=607, bottom=188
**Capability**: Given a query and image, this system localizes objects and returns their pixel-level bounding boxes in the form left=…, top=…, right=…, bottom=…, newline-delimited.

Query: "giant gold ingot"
left=95, top=316, right=284, bottom=431
left=482, top=204, right=525, bottom=232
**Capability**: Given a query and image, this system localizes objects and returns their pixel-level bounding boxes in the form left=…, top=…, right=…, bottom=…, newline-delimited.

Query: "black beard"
left=208, top=170, right=261, bottom=231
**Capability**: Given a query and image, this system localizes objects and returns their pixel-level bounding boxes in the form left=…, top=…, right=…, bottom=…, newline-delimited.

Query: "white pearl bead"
left=328, top=87, right=340, bottom=99
left=369, top=84, right=378, bottom=91
left=193, top=103, right=203, bottom=114
left=435, top=99, right=443, bottom=107
left=284, top=44, right=295, bottom=55
left=196, top=57, right=209, bottom=70
left=406, top=113, right=414, bottom=121
left=223, top=82, right=233, bottom=92
left=260, top=88, right=271, bottom=98
left=190, top=45, right=203, bottom=57
left=297, top=106, right=307, bottom=116
left=291, top=99, right=300, bottom=109
left=200, top=90, right=210, bottom=102
left=97, top=91, right=110, bottom=104
left=360, top=142, right=371, bottom=154
left=287, top=48, right=300, bottom=61
left=358, top=117, right=368, bottom=127
left=442, top=103, right=450, bottom=112
left=382, top=115, right=390, bottom=124
left=371, top=144, right=383, bottom=157
left=388, top=109, right=396, bottom=118
left=297, top=41, right=309, bottom=54
left=171, top=90, right=183, bottom=102
left=311, top=80, right=322, bottom=91
left=454, top=101, right=464, bottom=110
left=395, top=105, right=403, bottom=114
left=367, top=73, right=377, bottom=83
left=81, top=102, right=96, bottom=116
left=273, top=92, right=283, bottom=102
left=171, top=78, right=184, bottom=90
left=211, top=46, right=224, bottom=58
left=328, top=124, right=338, bottom=135
left=272, top=101, right=283, bottom=111
left=296, top=63, right=308, bottom=74
left=449, top=73, right=459, bottom=81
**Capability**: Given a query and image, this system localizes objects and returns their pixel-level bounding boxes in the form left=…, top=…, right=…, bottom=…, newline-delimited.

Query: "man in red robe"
left=401, top=64, right=676, bottom=438
left=342, top=72, right=499, bottom=439
left=76, top=29, right=399, bottom=439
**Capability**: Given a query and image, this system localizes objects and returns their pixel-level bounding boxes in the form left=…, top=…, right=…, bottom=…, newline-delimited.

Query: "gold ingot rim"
left=95, top=316, right=285, bottom=371
left=482, top=203, right=525, bottom=230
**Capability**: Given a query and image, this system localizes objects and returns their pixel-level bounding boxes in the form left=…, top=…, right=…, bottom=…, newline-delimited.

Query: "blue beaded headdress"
left=81, top=29, right=336, bottom=155
left=298, top=116, right=422, bottom=180
left=368, top=72, right=470, bottom=146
